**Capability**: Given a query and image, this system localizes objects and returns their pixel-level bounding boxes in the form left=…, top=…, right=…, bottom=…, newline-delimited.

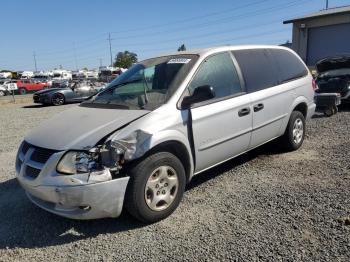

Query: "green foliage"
left=113, top=51, right=138, bottom=68
left=177, top=44, right=186, bottom=52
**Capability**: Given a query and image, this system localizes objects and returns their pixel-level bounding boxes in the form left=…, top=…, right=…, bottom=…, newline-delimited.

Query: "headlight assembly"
left=57, top=151, right=98, bottom=175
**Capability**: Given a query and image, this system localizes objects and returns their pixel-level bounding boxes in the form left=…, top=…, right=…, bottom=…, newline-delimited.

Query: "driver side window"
left=188, top=52, right=242, bottom=99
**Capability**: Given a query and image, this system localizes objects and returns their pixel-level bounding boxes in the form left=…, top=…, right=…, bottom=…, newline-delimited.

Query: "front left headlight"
left=57, top=151, right=97, bottom=175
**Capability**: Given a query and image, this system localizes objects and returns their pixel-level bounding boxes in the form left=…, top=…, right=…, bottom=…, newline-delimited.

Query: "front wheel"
left=125, top=152, right=186, bottom=223
left=281, top=111, right=306, bottom=151
left=0, top=90, right=5, bottom=96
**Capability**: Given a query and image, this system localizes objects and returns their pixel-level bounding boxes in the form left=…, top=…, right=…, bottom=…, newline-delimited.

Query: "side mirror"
left=181, top=85, right=215, bottom=109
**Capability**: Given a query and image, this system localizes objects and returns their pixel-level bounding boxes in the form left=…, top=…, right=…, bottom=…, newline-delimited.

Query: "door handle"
left=253, top=103, right=264, bottom=112
left=238, top=107, right=251, bottom=117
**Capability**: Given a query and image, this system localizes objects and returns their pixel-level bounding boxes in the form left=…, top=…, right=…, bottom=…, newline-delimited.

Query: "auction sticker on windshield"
left=167, top=58, right=191, bottom=64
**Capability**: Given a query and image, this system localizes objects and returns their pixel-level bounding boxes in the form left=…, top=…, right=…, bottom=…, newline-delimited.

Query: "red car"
left=16, top=80, right=49, bottom=95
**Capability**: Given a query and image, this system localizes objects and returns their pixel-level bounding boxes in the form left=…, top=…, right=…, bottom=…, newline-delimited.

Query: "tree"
left=177, top=44, right=186, bottom=52
left=113, top=51, right=138, bottom=68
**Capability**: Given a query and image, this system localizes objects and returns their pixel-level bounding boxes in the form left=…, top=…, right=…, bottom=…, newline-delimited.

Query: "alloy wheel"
left=292, top=118, right=304, bottom=145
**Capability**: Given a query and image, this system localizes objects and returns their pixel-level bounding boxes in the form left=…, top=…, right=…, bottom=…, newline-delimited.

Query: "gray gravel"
left=0, top=102, right=349, bottom=261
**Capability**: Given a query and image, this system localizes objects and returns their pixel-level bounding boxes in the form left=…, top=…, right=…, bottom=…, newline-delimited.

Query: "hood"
left=25, top=106, right=149, bottom=150
left=34, top=88, right=69, bottom=95
left=316, top=55, right=350, bottom=73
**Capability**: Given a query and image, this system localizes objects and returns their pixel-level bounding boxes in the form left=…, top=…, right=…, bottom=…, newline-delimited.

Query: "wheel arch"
left=280, top=96, right=308, bottom=136
left=292, top=101, right=308, bottom=118
left=146, top=140, right=193, bottom=184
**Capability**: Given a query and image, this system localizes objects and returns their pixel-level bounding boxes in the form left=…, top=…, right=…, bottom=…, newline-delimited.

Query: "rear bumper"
left=307, top=102, right=316, bottom=120
left=18, top=175, right=129, bottom=220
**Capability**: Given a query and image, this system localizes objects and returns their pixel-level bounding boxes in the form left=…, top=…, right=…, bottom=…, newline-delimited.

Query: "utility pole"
left=73, top=42, right=78, bottom=71
left=107, top=33, right=114, bottom=67
left=33, top=51, right=38, bottom=72
left=326, top=0, right=329, bottom=9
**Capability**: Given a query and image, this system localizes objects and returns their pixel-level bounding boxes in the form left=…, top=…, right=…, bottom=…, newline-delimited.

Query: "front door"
left=187, top=52, right=252, bottom=173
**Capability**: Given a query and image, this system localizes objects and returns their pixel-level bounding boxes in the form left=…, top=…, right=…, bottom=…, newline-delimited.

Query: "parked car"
left=315, top=55, right=350, bottom=103
left=0, top=80, right=17, bottom=96
left=16, top=46, right=315, bottom=222
left=33, top=81, right=98, bottom=106
left=16, top=79, right=49, bottom=95
left=0, top=84, right=9, bottom=96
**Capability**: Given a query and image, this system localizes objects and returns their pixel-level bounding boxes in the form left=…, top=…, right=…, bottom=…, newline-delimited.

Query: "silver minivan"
left=16, top=46, right=316, bottom=223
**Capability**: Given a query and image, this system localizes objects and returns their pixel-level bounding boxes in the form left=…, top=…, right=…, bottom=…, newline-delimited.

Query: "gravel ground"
left=0, top=102, right=349, bottom=261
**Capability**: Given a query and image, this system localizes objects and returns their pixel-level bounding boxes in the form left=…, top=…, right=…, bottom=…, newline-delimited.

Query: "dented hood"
left=25, top=105, right=149, bottom=150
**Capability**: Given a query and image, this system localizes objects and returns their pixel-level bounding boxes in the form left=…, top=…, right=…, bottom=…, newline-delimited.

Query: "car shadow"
left=22, top=104, right=49, bottom=108
left=0, top=140, right=284, bottom=249
left=338, top=103, right=350, bottom=112
left=0, top=178, right=145, bottom=249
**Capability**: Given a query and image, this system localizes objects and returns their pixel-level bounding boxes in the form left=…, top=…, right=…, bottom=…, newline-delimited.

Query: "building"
left=283, top=6, right=350, bottom=67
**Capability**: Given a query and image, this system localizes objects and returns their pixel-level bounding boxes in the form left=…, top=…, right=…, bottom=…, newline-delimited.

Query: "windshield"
left=82, top=54, right=198, bottom=110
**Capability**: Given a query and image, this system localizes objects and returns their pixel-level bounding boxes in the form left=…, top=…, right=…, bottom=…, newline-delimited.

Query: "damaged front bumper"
left=16, top=145, right=130, bottom=220
left=18, top=176, right=129, bottom=220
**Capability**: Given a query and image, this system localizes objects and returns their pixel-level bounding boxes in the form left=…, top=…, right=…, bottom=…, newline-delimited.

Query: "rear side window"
left=233, top=49, right=279, bottom=93
left=270, top=49, right=308, bottom=83
left=188, top=52, right=242, bottom=99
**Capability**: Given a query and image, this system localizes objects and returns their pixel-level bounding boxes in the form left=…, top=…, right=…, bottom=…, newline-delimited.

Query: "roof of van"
left=154, top=45, right=292, bottom=58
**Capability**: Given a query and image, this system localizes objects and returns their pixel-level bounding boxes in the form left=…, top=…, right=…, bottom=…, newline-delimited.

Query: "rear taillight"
left=312, top=79, right=316, bottom=91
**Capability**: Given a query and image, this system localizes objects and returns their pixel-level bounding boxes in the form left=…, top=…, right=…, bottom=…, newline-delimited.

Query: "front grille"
left=18, top=141, right=60, bottom=180
left=25, top=166, right=41, bottom=179
left=30, top=146, right=58, bottom=164
left=22, top=141, right=31, bottom=154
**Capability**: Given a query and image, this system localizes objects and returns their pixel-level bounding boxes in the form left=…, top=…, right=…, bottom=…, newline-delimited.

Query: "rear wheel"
left=125, top=152, right=186, bottom=223
left=281, top=111, right=305, bottom=151
left=0, top=90, right=5, bottom=96
left=19, top=88, right=27, bottom=95
left=51, top=93, right=65, bottom=106
left=324, top=106, right=337, bottom=117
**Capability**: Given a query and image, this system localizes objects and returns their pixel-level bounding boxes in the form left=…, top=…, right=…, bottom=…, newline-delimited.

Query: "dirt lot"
left=0, top=102, right=349, bottom=261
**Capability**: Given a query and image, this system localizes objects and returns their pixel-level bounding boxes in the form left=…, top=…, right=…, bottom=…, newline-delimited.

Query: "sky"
left=0, top=0, right=349, bottom=71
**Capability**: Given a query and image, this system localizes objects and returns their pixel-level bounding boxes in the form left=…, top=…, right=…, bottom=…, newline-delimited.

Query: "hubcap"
left=292, top=118, right=304, bottom=145
left=53, top=95, right=64, bottom=105
left=144, top=166, right=179, bottom=211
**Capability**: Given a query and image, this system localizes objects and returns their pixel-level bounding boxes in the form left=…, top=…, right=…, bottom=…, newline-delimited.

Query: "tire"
left=51, top=93, right=65, bottom=106
left=125, top=152, right=186, bottom=223
left=19, top=88, right=27, bottom=95
left=323, top=107, right=335, bottom=117
left=281, top=111, right=306, bottom=151
left=0, top=90, right=5, bottom=96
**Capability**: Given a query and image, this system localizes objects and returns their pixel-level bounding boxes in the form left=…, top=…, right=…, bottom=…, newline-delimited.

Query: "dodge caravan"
left=16, top=46, right=316, bottom=223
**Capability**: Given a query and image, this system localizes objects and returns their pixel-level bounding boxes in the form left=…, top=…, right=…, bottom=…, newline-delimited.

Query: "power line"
left=32, top=0, right=307, bottom=62
left=15, top=0, right=276, bottom=57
